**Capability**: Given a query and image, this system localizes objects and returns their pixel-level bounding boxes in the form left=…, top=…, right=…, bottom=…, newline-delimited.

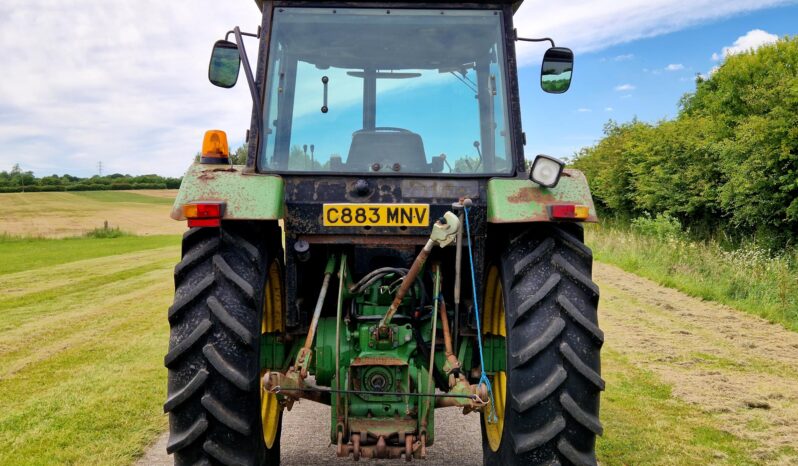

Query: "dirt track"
left=138, top=262, right=798, bottom=465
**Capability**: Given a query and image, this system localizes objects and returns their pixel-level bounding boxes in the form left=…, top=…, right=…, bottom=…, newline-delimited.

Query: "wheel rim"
left=260, top=260, right=283, bottom=449
left=483, top=266, right=506, bottom=452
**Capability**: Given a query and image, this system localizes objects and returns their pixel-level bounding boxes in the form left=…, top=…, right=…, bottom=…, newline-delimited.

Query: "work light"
left=529, top=154, right=565, bottom=188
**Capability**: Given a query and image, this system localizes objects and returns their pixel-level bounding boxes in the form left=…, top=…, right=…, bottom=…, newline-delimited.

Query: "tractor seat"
left=346, top=128, right=429, bottom=172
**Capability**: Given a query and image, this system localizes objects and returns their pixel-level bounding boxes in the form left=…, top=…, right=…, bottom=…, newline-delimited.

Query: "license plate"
left=323, top=204, right=430, bottom=227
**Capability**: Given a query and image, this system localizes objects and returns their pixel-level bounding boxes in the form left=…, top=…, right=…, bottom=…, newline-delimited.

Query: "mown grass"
left=586, top=225, right=798, bottom=332
left=72, top=191, right=175, bottom=205
left=0, top=234, right=177, bottom=275
left=0, top=235, right=179, bottom=465
left=598, top=349, right=759, bottom=465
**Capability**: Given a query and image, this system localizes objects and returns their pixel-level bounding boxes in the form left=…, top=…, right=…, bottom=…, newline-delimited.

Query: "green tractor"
left=165, top=1, right=603, bottom=464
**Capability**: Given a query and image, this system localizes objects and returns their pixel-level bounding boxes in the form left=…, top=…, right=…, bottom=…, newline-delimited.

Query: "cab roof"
left=254, top=1, right=524, bottom=14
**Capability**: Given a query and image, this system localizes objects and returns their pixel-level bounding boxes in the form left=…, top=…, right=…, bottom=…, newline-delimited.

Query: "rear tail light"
left=550, top=204, right=590, bottom=220
left=183, top=202, right=225, bottom=227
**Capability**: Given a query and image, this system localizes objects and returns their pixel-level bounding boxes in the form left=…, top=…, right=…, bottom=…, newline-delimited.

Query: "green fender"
left=487, top=169, right=598, bottom=223
left=171, top=164, right=284, bottom=221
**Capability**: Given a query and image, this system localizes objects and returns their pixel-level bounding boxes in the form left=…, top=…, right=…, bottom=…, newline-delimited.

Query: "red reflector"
left=188, top=218, right=222, bottom=228
left=183, top=202, right=225, bottom=228
left=550, top=204, right=590, bottom=220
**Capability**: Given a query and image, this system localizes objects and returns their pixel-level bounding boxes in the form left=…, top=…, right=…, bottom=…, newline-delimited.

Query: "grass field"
left=0, top=191, right=793, bottom=465
left=0, top=234, right=178, bottom=465
left=585, top=225, right=798, bottom=332
left=0, top=190, right=184, bottom=238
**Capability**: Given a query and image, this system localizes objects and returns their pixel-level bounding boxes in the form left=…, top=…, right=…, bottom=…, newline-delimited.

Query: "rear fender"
left=171, top=163, right=284, bottom=221
left=487, top=169, right=598, bottom=223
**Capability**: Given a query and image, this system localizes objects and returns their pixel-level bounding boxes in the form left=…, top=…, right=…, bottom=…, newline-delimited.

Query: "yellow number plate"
left=323, top=204, right=430, bottom=227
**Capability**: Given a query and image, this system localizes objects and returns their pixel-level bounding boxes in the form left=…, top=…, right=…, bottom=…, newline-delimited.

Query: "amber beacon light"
left=201, top=130, right=230, bottom=164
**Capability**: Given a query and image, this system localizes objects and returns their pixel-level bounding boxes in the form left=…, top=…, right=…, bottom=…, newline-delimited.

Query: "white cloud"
left=577, top=108, right=592, bottom=113
left=615, top=84, right=636, bottom=92
left=513, top=0, right=792, bottom=65
left=605, top=107, right=614, bottom=112
left=613, top=54, right=635, bottom=61
left=0, top=0, right=259, bottom=177
left=665, top=63, right=685, bottom=71
left=711, top=29, right=779, bottom=60
left=0, top=0, right=793, bottom=176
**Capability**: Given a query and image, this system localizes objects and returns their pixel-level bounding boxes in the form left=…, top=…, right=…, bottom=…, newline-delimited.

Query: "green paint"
left=487, top=169, right=597, bottom=223
left=171, top=163, right=284, bottom=220
left=260, top=334, right=287, bottom=370
left=482, top=335, right=506, bottom=373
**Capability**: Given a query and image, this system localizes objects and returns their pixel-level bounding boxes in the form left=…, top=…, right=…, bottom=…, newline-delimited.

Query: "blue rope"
left=463, top=206, right=498, bottom=423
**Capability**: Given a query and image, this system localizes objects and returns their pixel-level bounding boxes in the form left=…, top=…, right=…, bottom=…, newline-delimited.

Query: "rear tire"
left=480, top=224, right=604, bottom=466
left=165, top=223, right=283, bottom=466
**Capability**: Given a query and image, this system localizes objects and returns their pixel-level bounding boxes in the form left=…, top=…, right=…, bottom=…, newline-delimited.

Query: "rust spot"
left=507, top=187, right=557, bottom=204
left=197, top=171, right=217, bottom=181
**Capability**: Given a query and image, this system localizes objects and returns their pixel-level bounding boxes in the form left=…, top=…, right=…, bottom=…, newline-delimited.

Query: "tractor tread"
left=201, top=394, right=252, bottom=436
left=481, top=224, right=601, bottom=466
left=511, top=237, right=555, bottom=283
left=203, top=344, right=251, bottom=392
left=557, top=295, right=604, bottom=344
left=175, top=237, right=220, bottom=279
left=168, top=275, right=213, bottom=323
left=510, top=365, right=567, bottom=413
left=163, top=369, right=209, bottom=413
left=551, top=253, right=599, bottom=297
left=511, top=415, right=566, bottom=454
left=551, top=227, right=592, bottom=259
left=207, top=296, right=256, bottom=348
left=204, top=439, right=248, bottom=466
left=560, top=342, right=605, bottom=391
left=166, top=415, right=208, bottom=454
left=222, top=229, right=262, bottom=265
left=510, top=317, right=565, bottom=368
left=167, top=223, right=283, bottom=465
left=511, top=273, right=561, bottom=327
left=557, top=437, right=597, bottom=466
left=164, top=319, right=212, bottom=368
left=560, top=392, right=603, bottom=436
left=213, top=255, right=256, bottom=302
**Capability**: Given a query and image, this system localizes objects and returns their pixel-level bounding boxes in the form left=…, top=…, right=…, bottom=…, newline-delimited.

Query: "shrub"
left=631, top=213, right=683, bottom=240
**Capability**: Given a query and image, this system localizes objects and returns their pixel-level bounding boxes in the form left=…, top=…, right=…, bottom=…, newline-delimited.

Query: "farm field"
left=0, top=190, right=184, bottom=238
left=1, top=191, right=797, bottom=465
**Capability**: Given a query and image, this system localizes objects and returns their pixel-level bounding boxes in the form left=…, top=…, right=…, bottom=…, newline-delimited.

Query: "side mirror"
left=209, top=40, right=241, bottom=88
left=541, top=47, right=574, bottom=94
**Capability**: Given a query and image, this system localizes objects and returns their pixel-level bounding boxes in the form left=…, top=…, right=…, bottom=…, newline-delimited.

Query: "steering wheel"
left=354, top=127, right=412, bottom=133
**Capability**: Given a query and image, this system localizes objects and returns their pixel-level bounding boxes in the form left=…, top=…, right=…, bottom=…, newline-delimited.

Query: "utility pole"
left=98, top=161, right=103, bottom=176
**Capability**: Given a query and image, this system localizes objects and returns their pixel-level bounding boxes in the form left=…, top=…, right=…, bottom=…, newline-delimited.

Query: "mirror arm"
left=514, top=29, right=555, bottom=48
left=231, top=26, right=263, bottom=131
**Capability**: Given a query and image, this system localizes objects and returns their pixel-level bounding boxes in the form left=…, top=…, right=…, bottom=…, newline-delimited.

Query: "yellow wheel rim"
left=483, top=266, right=506, bottom=452
left=260, top=260, right=284, bottom=449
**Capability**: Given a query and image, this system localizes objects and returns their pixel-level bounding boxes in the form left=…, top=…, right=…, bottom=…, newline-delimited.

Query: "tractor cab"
left=208, top=2, right=573, bottom=177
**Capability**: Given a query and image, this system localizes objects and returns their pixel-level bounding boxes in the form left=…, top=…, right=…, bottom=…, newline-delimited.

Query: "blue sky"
left=0, top=0, right=796, bottom=177
left=522, top=2, right=798, bottom=162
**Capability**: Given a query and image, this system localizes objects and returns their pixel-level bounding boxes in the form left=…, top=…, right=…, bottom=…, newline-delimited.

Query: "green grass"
left=598, top=349, right=759, bottom=465
left=71, top=191, right=174, bottom=205
left=586, top=225, right=798, bottom=332
left=0, top=235, right=179, bottom=465
left=0, top=235, right=178, bottom=275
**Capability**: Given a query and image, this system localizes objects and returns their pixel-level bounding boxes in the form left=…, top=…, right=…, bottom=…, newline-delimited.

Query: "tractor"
left=165, top=1, right=603, bottom=465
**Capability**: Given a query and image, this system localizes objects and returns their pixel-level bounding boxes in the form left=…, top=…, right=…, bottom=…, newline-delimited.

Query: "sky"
left=1, top=0, right=796, bottom=177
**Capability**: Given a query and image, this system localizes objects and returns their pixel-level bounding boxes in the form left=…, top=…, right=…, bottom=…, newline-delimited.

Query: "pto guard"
left=171, top=163, right=284, bottom=221
left=487, top=169, right=598, bottom=223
